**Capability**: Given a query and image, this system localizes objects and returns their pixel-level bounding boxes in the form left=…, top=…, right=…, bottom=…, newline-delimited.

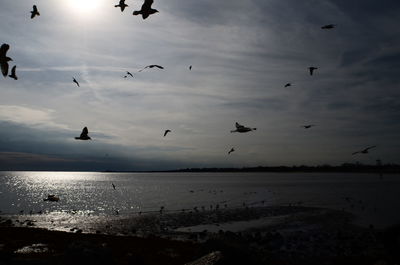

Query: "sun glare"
left=66, top=0, right=105, bottom=16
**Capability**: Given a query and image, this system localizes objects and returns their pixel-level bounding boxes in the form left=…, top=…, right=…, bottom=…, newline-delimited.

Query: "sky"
left=0, top=0, right=399, bottom=171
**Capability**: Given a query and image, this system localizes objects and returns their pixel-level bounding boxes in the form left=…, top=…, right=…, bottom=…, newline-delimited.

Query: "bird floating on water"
left=73, top=77, right=80, bottom=87
left=75, top=127, right=91, bottom=140
left=352, top=146, right=376, bottom=155
left=309, top=67, right=318, bottom=75
left=163, top=129, right=171, bottom=137
left=115, top=0, right=128, bottom=12
left=133, top=0, right=158, bottom=19
left=138, top=64, right=164, bottom=72
left=302, top=124, right=315, bottom=129
left=8, top=65, right=17, bottom=80
left=228, top=148, right=235, bottom=154
left=231, top=122, right=256, bottom=133
left=0, top=43, right=12, bottom=77
left=321, top=24, right=336, bottom=29
left=31, top=5, right=40, bottom=19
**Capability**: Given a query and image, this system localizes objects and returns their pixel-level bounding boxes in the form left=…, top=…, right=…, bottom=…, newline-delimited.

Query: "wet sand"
left=1, top=206, right=400, bottom=265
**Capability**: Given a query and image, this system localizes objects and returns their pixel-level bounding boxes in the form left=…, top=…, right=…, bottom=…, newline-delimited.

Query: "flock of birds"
left=0, top=2, right=376, bottom=159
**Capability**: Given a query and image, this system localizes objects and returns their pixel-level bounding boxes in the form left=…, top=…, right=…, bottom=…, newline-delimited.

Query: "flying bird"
left=31, top=5, right=40, bottom=19
left=302, top=124, right=315, bottom=129
left=8, top=65, right=17, bottom=80
left=73, top=77, right=80, bottom=87
left=352, top=146, right=376, bottom=155
left=75, top=127, right=91, bottom=140
left=231, top=122, right=257, bottom=133
left=0, top=43, right=12, bottom=77
left=228, top=148, right=235, bottom=154
left=138, top=65, right=164, bottom=72
left=115, top=0, right=128, bottom=12
left=308, top=67, right=318, bottom=76
left=189, top=65, right=192, bottom=70
left=133, top=0, right=159, bottom=19
left=321, top=24, right=336, bottom=29
left=112, top=183, right=116, bottom=190
left=284, top=83, right=291, bottom=87
left=127, top=71, right=134, bottom=77
left=163, top=129, right=171, bottom=137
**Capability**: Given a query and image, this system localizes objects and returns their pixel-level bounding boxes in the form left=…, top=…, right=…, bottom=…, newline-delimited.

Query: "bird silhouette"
left=189, top=65, right=192, bottom=70
left=75, top=127, right=91, bottom=140
left=73, top=77, right=80, bottom=87
left=138, top=65, right=164, bottom=72
left=231, top=122, right=257, bottom=133
left=133, top=0, right=158, bottom=19
left=163, top=129, right=171, bottom=137
left=228, top=148, right=235, bottom=154
left=8, top=65, right=17, bottom=80
left=309, top=67, right=318, bottom=75
left=115, top=0, right=128, bottom=12
left=321, top=24, right=336, bottom=29
left=112, top=183, right=116, bottom=190
left=352, top=146, right=376, bottom=155
left=127, top=71, right=134, bottom=77
left=0, top=43, right=12, bottom=77
left=31, top=5, right=40, bottom=19
left=302, top=124, right=315, bottom=129
left=284, top=83, right=291, bottom=87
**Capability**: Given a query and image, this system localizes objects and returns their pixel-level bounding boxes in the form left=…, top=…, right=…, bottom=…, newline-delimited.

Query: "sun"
left=65, top=0, right=106, bottom=16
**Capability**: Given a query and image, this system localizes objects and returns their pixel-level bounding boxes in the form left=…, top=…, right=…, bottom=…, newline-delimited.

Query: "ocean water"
left=0, top=171, right=399, bottom=228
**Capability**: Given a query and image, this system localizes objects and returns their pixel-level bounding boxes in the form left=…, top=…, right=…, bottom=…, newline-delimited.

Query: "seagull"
left=163, top=129, right=171, bottom=137
left=31, top=5, right=40, bottom=19
left=112, top=183, right=116, bottom=190
left=138, top=64, right=164, bottom=72
left=284, top=83, right=291, bottom=87
left=73, top=77, right=80, bottom=87
left=352, top=146, right=376, bottom=155
left=75, top=127, right=91, bottom=140
left=8, top=65, right=17, bottom=80
left=302, top=124, right=315, bottom=129
left=0, top=43, right=12, bottom=77
left=189, top=65, right=192, bottom=70
left=228, top=148, right=235, bottom=154
left=127, top=71, right=134, bottom=77
left=230, top=122, right=257, bottom=133
left=133, top=0, right=159, bottom=19
left=321, top=24, right=336, bottom=29
left=115, top=0, right=128, bottom=12
left=309, top=67, right=318, bottom=75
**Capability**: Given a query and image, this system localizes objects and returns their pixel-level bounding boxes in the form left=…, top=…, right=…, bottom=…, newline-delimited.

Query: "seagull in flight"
left=231, top=122, right=257, bottom=133
left=163, top=129, right=171, bottom=137
left=73, top=77, right=80, bottom=87
left=138, top=65, right=164, bottom=72
left=0, top=43, right=12, bottom=77
left=308, top=67, right=318, bottom=76
left=352, top=146, right=376, bottom=155
left=133, top=0, right=159, bottom=19
left=115, top=0, right=128, bottom=12
left=321, top=24, right=336, bottom=29
left=31, top=5, right=40, bottom=19
left=284, top=83, right=291, bottom=88
left=8, top=65, right=17, bottom=80
left=127, top=71, right=134, bottom=77
left=75, top=127, right=91, bottom=140
left=228, top=148, right=235, bottom=154
left=302, top=124, right=315, bottom=129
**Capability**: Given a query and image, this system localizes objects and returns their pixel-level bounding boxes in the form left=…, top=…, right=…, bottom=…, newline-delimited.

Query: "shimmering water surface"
left=0, top=171, right=399, bottom=228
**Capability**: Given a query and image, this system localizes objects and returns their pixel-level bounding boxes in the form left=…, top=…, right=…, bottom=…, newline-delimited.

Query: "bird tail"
left=74, top=137, right=80, bottom=140
left=230, top=130, right=236, bottom=133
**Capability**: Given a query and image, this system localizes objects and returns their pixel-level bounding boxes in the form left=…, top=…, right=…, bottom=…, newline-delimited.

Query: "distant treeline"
left=166, top=163, right=400, bottom=174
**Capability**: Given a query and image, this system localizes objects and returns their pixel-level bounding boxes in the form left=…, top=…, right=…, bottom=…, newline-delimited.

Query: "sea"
left=0, top=171, right=399, bottom=229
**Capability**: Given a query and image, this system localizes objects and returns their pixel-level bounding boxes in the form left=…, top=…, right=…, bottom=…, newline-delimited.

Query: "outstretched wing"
left=235, top=122, right=244, bottom=129
left=365, top=146, right=376, bottom=151
left=33, top=5, right=38, bottom=12
left=80, top=127, right=89, bottom=138
left=1, top=62, right=9, bottom=77
left=154, top=65, right=164, bottom=69
left=142, top=0, right=154, bottom=10
left=352, top=151, right=360, bottom=155
left=0, top=43, right=10, bottom=57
